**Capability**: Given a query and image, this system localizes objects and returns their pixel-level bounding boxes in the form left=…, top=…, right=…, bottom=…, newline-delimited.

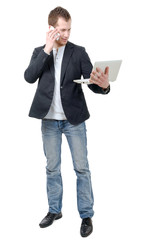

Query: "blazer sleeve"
left=80, top=47, right=110, bottom=94
left=24, top=47, right=50, bottom=84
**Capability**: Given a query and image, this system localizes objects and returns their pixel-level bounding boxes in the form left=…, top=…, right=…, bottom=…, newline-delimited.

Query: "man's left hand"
left=90, top=67, right=109, bottom=89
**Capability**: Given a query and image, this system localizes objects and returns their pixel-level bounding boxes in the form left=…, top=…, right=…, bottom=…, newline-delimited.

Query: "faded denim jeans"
left=41, top=119, right=94, bottom=219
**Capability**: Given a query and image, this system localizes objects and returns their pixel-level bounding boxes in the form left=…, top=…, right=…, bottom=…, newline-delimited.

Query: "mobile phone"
left=49, top=26, right=60, bottom=41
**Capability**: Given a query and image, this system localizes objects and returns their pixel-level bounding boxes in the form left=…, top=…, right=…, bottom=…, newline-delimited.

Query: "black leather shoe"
left=39, top=212, right=62, bottom=228
left=80, top=217, right=93, bottom=237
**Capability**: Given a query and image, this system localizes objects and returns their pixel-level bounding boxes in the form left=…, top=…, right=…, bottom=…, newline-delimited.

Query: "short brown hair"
left=48, top=6, right=71, bottom=27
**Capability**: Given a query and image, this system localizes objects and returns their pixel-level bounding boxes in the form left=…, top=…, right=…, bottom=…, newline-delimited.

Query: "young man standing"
left=24, top=6, right=110, bottom=238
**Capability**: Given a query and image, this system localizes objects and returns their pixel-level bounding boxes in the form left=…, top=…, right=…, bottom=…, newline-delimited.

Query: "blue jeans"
left=41, top=120, right=94, bottom=219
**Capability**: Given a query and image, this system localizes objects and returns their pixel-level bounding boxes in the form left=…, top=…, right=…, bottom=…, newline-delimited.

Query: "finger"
left=95, top=71, right=102, bottom=79
left=54, top=33, right=60, bottom=41
left=90, top=72, right=98, bottom=80
left=48, top=25, right=58, bottom=33
left=50, top=29, right=59, bottom=37
left=90, top=73, right=102, bottom=84
left=91, top=70, right=101, bottom=78
left=48, top=32, right=59, bottom=42
left=105, top=66, right=109, bottom=75
left=96, top=67, right=103, bottom=74
left=99, top=74, right=109, bottom=82
left=91, top=70, right=96, bottom=75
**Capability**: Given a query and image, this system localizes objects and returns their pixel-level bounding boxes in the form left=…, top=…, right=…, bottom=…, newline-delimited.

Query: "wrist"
left=102, top=84, right=110, bottom=90
left=102, top=84, right=110, bottom=93
left=43, top=47, right=51, bottom=55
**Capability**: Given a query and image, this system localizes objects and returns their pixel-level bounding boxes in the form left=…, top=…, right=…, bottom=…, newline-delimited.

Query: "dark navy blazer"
left=24, top=41, right=110, bottom=125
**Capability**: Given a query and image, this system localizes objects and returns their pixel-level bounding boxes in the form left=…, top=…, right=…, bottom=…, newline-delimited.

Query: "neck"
left=54, top=41, right=66, bottom=49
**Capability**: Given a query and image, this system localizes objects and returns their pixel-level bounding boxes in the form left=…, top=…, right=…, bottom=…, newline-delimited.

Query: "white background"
left=0, top=0, right=149, bottom=239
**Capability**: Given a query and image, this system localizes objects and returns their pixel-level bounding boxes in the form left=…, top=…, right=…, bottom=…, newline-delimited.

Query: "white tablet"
left=73, top=60, right=122, bottom=84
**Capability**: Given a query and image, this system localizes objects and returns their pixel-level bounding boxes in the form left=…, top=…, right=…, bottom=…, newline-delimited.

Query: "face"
left=54, top=17, right=71, bottom=47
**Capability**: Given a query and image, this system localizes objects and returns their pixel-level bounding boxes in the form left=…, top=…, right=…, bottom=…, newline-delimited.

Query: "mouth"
left=61, top=38, right=68, bottom=41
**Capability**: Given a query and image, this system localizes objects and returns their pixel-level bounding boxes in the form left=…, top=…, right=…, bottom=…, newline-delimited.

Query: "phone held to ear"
left=49, top=26, right=60, bottom=41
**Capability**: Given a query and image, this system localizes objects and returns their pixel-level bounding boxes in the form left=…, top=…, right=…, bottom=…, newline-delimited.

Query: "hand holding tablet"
left=73, top=60, right=122, bottom=85
left=90, top=66, right=109, bottom=89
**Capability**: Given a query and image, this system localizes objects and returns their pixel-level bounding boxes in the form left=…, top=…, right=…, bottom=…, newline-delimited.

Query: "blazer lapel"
left=60, top=42, right=74, bottom=85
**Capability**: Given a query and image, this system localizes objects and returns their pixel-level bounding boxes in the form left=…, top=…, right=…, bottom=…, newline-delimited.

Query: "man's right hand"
left=44, top=27, right=59, bottom=54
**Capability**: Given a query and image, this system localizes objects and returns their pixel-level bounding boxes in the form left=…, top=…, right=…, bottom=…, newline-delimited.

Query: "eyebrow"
left=61, top=28, right=71, bottom=31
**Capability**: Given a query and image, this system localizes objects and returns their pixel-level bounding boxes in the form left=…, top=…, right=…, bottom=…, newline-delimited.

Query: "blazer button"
left=60, top=86, right=63, bottom=89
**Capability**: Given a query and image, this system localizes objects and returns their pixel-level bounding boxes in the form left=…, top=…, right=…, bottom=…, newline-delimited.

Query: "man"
left=24, top=6, right=110, bottom=238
